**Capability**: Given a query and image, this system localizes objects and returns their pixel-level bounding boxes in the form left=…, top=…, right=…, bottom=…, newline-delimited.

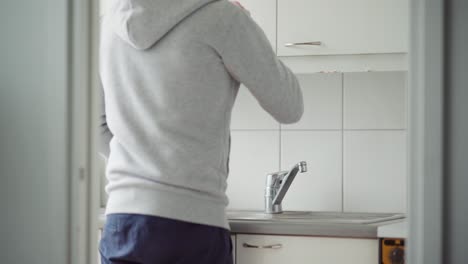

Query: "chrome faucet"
left=265, top=161, right=307, bottom=214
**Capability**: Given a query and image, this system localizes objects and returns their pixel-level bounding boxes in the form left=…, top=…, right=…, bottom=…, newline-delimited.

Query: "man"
left=99, top=0, right=303, bottom=263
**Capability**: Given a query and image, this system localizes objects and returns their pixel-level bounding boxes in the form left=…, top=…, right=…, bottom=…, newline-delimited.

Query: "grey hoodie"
left=100, top=0, right=303, bottom=229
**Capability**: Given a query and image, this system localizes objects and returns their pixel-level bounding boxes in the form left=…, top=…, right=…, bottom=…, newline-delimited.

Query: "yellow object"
left=380, top=238, right=405, bottom=264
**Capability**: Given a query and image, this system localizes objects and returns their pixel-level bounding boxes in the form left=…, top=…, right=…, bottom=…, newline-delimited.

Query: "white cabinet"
left=237, top=234, right=378, bottom=264
left=239, top=0, right=277, bottom=50
left=277, top=0, right=408, bottom=57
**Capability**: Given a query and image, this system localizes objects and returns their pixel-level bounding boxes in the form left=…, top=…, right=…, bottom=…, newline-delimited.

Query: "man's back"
left=99, top=0, right=303, bottom=230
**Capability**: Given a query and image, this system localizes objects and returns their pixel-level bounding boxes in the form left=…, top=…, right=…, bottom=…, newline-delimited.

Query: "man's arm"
left=99, top=79, right=113, bottom=160
left=218, top=6, right=303, bottom=124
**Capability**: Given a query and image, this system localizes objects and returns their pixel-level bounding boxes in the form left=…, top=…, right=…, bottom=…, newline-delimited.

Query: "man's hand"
left=231, top=1, right=250, bottom=15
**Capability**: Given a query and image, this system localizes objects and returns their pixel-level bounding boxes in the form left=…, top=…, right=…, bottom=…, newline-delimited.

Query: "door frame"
left=78, top=0, right=448, bottom=263
left=408, top=0, right=445, bottom=263
left=68, top=0, right=101, bottom=264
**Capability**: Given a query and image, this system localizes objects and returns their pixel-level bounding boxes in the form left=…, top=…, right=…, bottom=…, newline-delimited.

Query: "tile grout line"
left=231, top=128, right=407, bottom=132
left=231, top=129, right=283, bottom=131
left=341, top=73, right=345, bottom=213
left=278, top=124, right=282, bottom=171
left=275, top=0, right=278, bottom=55
left=341, top=129, right=407, bottom=131
left=276, top=0, right=280, bottom=171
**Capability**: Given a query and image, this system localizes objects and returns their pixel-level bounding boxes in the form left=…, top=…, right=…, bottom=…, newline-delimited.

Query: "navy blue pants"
left=99, top=214, right=233, bottom=264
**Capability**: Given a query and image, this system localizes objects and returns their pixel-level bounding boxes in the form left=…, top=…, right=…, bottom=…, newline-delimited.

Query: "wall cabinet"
left=277, top=0, right=408, bottom=57
left=236, top=234, right=378, bottom=264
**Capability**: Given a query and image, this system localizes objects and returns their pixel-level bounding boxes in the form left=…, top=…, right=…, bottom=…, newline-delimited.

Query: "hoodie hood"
left=108, top=0, right=219, bottom=50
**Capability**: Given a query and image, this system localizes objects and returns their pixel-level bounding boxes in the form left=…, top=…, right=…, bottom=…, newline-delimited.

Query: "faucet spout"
left=272, top=161, right=307, bottom=205
left=265, top=161, right=307, bottom=214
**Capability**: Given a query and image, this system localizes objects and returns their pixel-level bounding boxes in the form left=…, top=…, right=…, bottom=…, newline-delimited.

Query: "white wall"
left=227, top=71, right=407, bottom=213
left=0, top=0, right=71, bottom=263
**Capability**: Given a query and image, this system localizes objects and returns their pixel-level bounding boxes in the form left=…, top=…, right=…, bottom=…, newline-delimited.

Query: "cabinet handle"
left=285, top=41, right=322, bottom=47
left=242, top=243, right=283, bottom=249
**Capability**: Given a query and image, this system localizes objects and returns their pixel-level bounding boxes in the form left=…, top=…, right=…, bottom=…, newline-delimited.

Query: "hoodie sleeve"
left=99, top=78, right=113, bottom=160
left=218, top=7, right=303, bottom=124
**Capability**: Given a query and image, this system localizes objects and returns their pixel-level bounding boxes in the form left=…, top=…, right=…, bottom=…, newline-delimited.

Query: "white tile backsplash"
left=231, top=85, right=279, bottom=130
left=344, top=72, right=406, bottom=129
left=282, top=73, right=343, bottom=130
left=343, top=131, right=407, bottom=213
left=96, top=71, right=409, bottom=214
left=281, top=131, right=342, bottom=211
left=226, top=71, right=408, bottom=213
left=226, top=131, right=280, bottom=210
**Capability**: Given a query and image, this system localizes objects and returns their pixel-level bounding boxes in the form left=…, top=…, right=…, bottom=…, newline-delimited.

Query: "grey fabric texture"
left=99, top=0, right=303, bottom=229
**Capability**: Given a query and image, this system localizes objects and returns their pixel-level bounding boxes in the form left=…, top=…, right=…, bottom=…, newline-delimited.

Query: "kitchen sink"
left=227, top=210, right=405, bottom=224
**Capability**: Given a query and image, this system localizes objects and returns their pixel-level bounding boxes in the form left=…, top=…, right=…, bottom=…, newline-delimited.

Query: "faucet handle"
left=298, top=161, right=307, bottom=173
left=266, top=171, right=288, bottom=188
left=265, top=161, right=307, bottom=188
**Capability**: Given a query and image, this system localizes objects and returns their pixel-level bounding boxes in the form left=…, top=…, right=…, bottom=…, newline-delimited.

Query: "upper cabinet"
left=239, top=0, right=277, bottom=51
left=277, top=0, right=409, bottom=57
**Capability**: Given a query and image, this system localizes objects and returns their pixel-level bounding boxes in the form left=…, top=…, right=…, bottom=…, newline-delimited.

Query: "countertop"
left=99, top=210, right=405, bottom=239
left=228, top=219, right=387, bottom=238
left=377, top=220, right=407, bottom=238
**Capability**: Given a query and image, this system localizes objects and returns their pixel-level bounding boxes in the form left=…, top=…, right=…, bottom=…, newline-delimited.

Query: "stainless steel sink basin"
left=227, top=210, right=405, bottom=224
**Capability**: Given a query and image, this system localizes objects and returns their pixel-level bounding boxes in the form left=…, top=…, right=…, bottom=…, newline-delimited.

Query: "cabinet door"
left=237, top=234, right=378, bottom=264
left=238, top=0, right=277, bottom=51
left=277, top=0, right=408, bottom=56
